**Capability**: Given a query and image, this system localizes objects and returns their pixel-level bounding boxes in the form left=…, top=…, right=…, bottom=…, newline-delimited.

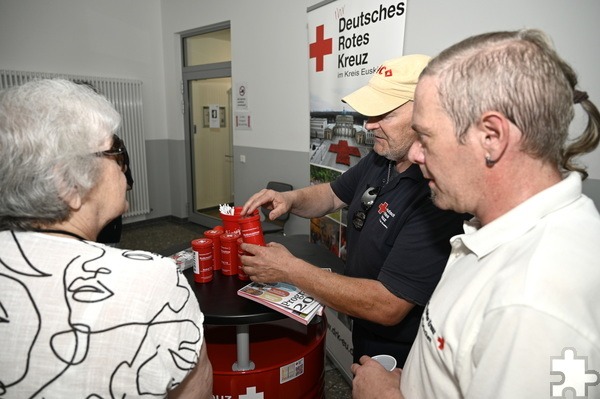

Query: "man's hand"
left=351, top=355, right=403, bottom=399
left=240, top=189, right=291, bottom=220
left=239, top=242, right=298, bottom=283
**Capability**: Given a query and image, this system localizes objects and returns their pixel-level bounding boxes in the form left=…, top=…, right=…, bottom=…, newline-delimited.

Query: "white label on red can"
left=193, top=251, right=199, bottom=274
left=279, top=357, right=304, bottom=384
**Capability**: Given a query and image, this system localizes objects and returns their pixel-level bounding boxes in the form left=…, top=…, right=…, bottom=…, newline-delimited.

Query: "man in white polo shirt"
left=351, top=28, right=600, bottom=399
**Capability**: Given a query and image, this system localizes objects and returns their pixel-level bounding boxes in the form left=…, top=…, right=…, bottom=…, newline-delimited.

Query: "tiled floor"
left=120, top=217, right=353, bottom=399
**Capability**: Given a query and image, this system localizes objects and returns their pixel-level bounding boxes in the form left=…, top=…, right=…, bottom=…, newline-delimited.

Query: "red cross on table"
left=328, top=140, right=361, bottom=166
left=309, top=25, right=332, bottom=72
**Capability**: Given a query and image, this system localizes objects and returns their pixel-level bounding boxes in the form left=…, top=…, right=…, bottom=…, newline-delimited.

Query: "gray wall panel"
left=168, top=139, right=189, bottom=219
left=234, top=146, right=310, bottom=236
left=144, top=139, right=172, bottom=220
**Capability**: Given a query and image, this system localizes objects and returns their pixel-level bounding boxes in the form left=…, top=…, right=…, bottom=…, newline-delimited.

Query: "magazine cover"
left=238, top=282, right=323, bottom=325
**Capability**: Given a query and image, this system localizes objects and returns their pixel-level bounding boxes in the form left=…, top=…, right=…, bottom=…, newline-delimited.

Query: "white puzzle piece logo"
left=551, top=348, right=600, bottom=398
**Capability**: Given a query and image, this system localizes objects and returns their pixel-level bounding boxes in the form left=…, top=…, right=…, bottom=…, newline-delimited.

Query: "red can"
left=220, top=206, right=242, bottom=234
left=191, top=238, right=214, bottom=283
left=237, top=237, right=250, bottom=280
left=204, top=229, right=224, bottom=271
left=239, top=209, right=266, bottom=246
left=220, top=232, right=240, bottom=276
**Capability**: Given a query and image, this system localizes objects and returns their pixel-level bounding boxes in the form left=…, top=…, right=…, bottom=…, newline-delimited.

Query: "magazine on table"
left=237, top=280, right=326, bottom=325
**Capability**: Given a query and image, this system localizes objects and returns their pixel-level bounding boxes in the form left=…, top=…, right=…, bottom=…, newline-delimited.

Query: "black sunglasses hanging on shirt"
left=352, top=185, right=381, bottom=231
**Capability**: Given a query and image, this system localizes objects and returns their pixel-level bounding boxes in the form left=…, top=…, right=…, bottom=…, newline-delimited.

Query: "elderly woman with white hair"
left=0, top=79, right=212, bottom=398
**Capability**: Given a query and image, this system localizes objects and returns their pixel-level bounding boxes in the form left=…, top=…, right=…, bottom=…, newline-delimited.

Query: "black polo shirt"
left=331, top=151, right=466, bottom=345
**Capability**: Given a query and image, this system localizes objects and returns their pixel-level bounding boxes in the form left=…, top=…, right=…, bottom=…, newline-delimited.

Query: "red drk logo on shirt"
left=377, top=202, right=395, bottom=229
left=437, top=337, right=445, bottom=350
left=378, top=202, right=389, bottom=214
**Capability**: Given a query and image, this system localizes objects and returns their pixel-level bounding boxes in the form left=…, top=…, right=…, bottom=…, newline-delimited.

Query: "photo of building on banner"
left=306, top=0, right=407, bottom=383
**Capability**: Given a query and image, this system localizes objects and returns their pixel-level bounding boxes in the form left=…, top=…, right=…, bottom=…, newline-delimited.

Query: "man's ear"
left=478, top=111, right=510, bottom=165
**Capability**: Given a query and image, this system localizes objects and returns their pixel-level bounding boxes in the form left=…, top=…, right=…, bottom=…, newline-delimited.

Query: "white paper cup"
left=372, top=354, right=397, bottom=371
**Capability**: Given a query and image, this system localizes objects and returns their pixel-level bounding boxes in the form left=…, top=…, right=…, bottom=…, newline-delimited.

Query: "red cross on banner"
left=329, top=140, right=361, bottom=166
left=309, top=24, right=332, bottom=72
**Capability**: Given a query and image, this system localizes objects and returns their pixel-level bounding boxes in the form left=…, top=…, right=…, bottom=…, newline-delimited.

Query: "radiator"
left=0, top=70, right=150, bottom=218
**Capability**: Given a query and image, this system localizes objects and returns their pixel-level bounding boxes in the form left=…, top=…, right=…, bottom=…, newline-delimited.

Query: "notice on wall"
left=235, top=111, right=252, bottom=130
left=209, top=104, right=220, bottom=128
left=235, top=82, right=249, bottom=110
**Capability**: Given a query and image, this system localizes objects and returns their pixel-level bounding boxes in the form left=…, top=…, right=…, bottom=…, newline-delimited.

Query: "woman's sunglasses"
left=96, top=134, right=127, bottom=172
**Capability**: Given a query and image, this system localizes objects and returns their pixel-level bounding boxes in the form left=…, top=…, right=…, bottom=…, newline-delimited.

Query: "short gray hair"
left=422, top=29, right=599, bottom=178
left=0, top=79, right=121, bottom=230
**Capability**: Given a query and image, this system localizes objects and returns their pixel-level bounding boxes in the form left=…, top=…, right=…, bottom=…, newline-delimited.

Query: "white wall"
left=1, top=0, right=599, bottom=225
left=0, top=0, right=167, bottom=140
left=0, top=0, right=176, bottom=219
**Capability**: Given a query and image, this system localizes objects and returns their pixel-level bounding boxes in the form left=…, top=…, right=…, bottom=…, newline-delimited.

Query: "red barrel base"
left=206, top=316, right=326, bottom=399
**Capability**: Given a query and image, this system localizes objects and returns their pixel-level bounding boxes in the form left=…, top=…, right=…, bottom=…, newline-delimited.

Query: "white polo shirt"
left=401, top=172, right=600, bottom=399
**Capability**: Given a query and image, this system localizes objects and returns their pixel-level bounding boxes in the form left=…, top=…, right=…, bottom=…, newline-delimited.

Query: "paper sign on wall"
left=235, top=112, right=252, bottom=130
left=209, top=104, right=220, bottom=128
left=235, top=82, right=249, bottom=110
